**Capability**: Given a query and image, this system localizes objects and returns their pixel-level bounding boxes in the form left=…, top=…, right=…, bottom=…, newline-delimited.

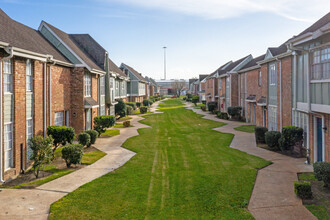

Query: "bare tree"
left=171, top=80, right=186, bottom=97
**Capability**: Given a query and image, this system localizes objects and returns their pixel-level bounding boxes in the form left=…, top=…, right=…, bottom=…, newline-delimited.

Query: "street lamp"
left=163, top=46, right=167, bottom=80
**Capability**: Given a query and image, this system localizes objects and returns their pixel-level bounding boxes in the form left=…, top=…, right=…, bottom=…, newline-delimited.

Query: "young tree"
left=192, top=95, right=199, bottom=106
left=171, top=80, right=186, bottom=97
left=29, top=136, right=54, bottom=178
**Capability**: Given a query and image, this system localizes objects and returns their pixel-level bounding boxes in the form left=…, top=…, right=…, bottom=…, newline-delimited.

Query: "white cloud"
left=99, top=0, right=330, bottom=22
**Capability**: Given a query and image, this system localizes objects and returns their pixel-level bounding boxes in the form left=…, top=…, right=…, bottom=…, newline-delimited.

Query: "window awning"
left=206, top=93, right=211, bottom=97
left=245, top=95, right=256, bottom=103
left=85, top=97, right=99, bottom=109
left=220, top=94, right=226, bottom=99
left=257, top=96, right=267, bottom=106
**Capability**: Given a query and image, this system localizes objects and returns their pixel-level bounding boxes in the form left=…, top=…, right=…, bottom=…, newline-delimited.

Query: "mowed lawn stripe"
left=49, top=99, right=270, bottom=219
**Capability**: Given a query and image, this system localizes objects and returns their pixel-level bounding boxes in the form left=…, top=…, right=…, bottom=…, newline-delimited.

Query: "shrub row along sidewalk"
left=0, top=101, right=164, bottom=220
left=186, top=103, right=316, bottom=220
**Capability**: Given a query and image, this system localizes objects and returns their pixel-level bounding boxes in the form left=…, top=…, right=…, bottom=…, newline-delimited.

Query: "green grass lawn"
left=234, top=125, right=256, bottom=133
left=306, top=205, right=329, bottom=220
left=49, top=99, right=270, bottom=219
left=81, top=150, right=106, bottom=165
left=101, top=129, right=120, bottom=137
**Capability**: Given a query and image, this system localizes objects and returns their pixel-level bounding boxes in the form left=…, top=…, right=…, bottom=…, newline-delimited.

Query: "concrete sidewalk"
left=187, top=103, right=316, bottom=220
left=0, top=101, right=164, bottom=220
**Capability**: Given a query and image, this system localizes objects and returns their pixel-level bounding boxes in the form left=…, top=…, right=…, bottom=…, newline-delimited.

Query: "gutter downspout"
left=0, top=46, right=13, bottom=183
left=43, top=63, right=47, bottom=136
left=48, top=59, right=56, bottom=126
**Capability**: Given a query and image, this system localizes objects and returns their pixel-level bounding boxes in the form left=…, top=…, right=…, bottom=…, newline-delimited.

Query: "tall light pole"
left=163, top=46, right=167, bottom=80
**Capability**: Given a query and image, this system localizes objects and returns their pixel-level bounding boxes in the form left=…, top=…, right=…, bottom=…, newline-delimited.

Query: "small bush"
left=126, top=102, right=137, bottom=110
left=29, top=136, right=54, bottom=178
left=115, top=99, right=127, bottom=117
left=86, top=130, right=98, bottom=147
left=202, top=100, right=206, bottom=105
left=123, top=121, right=131, bottom=127
left=279, top=126, right=304, bottom=151
left=62, top=144, right=83, bottom=168
left=126, top=106, right=134, bottom=115
left=294, top=181, right=312, bottom=199
left=214, top=110, right=220, bottom=115
left=255, top=126, right=268, bottom=144
left=94, top=115, right=116, bottom=135
left=201, top=106, right=206, bottom=111
left=143, top=99, right=153, bottom=106
left=47, top=125, right=75, bottom=153
left=187, top=94, right=192, bottom=99
left=136, top=102, right=141, bottom=108
left=265, top=131, right=281, bottom=150
left=78, top=132, right=91, bottom=147
left=183, top=97, right=187, bottom=101
left=187, top=98, right=192, bottom=102
left=228, top=106, right=242, bottom=120
left=192, top=95, right=199, bottom=106
left=217, top=112, right=229, bottom=120
left=313, top=162, right=330, bottom=187
left=207, top=102, right=217, bottom=112
left=140, top=106, right=148, bottom=114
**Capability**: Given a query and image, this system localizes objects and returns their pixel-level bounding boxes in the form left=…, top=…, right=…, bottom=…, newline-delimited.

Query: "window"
left=219, top=79, right=222, bottom=90
left=26, top=119, right=33, bottom=159
left=65, top=111, right=69, bottom=127
left=268, top=106, right=277, bottom=131
left=54, top=111, right=64, bottom=126
left=269, top=64, right=276, bottom=85
left=85, top=109, right=91, bottom=131
left=4, top=59, right=13, bottom=93
left=311, top=46, right=330, bottom=80
left=4, top=123, right=13, bottom=170
left=258, top=71, right=262, bottom=86
left=100, top=105, right=106, bottom=116
left=100, top=76, right=105, bottom=96
left=26, top=59, right=33, bottom=91
left=84, top=73, right=91, bottom=97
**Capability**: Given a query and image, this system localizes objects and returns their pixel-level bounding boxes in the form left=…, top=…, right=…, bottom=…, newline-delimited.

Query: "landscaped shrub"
left=207, top=102, right=217, bottom=112
left=123, top=121, right=131, bottom=127
left=78, top=132, right=91, bottom=147
left=217, top=112, right=229, bottom=120
left=214, top=110, right=220, bottom=115
left=94, top=115, right=116, bottom=135
left=202, top=100, right=206, bottom=105
left=62, top=144, right=83, bottom=168
left=140, top=106, right=148, bottom=114
left=228, top=106, right=242, bottom=120
left=143, top=99, right=153, bottom=106
left=187, top=94, right=192, bottom=99
left=192, top=95, right=199, bottom=106
left=183, top=97, right=187, bottom=101
left=313, top=162, right=330, bottom=187
left=115, top=99, right=127, bottom=117
left=28, top=136, right=54, bottom=178
left=86, top=130, right=98, bottom=147
left=265, top=131, right=281, bottom=150
left=126, top=106, right=133, bottom=115
left=255, top=126, right=268, bottom=144
left=47, top=125, right=75, bottom=153
left=294, top=181, right=312, bottom=199
left=126, top=102, right=137, bottom=110
left=136, top=102, right=141, bottom=108
left=201, top=105, right=206, bottom=111
left=279, top=126, right=304, bottom=151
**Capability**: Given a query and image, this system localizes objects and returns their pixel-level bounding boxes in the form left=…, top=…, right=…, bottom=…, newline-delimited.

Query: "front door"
left=316, top=117, right=323, bottom=162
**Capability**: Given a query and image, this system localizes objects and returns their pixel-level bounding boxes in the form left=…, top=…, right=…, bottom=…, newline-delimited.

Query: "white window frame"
left=258, top=71, right=262, bottom=86
left=84, top=73, right=92, bottom=97
left=4, top=123, right=14, bottom=170
left=54, top=111, right=64, bottom=126
left=4, top=59, right=13, bottom=93
left=269, top=64, right=276, bottom=85
left=100, top=105, right=106, bottom=116
left=26, top=118, right=33, bottom=160
left=219, top=78, right=222, bottom=90
left=26, top=59, right=33, bottom=92
left=311, top=45, right=330, bottom=80
left=268, top=106, right=277, bottom=131
left=100, top=76, right=105, bottom=96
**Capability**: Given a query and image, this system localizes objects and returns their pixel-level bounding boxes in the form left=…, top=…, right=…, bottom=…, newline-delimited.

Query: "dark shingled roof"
left=296, top=12, right=330, bottom=38
left=0, top=9, right=68, bottom=62
left=199, top=74, right=208, bottom=81
left=268, top=42, right=288, bottom=57
left=122, top=63, right=147, bottom=82
left=241, top=54, right=265, bottom=70
left=189, top=78, right=197, bottom=85
left=218, top=55, right=251, bottom=75
left=210, top=61, right=232, bottom=76
left=149, top=78, right=159, bottom=86
left=145, top=76, right=159, bottom=86
left=108, top=58, right=126, bottom=77
left=43, top=22, right=103, bottom=71
left=85, top=97, right=98, bottom=107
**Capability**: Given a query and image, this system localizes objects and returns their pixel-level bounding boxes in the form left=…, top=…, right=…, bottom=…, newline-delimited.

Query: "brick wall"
left=231, top=74, right=239, bottom=107
left=280, top=56, right=292, bottom=128
left=70, top=68, right=84, bottom=135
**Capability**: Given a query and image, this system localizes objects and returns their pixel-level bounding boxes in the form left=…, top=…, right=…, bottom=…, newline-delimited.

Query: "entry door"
left=250, top=104, right=256, bottom=124
left=85, top=109, right=92, bottom=131
left=263, top=108, right=266, bottom=127
left=316, top=117, right=323, bottom=162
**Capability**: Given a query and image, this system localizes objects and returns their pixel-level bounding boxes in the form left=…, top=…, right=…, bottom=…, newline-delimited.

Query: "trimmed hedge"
left=217, top=112, right=229, bottom=120
left=228, top=106, right=242, bottom=119
left=279, top=126, right=304, bottom=151
left=115, top=99, right=127, bottom=117
left=94, top=115, right=116, bottom=135
left=126, top=102, right=137, bottom=110
left=207, top=102, right=217, bottom=112
left=265, top=131, right=281, bottom=150
left=136, top=102, right=141, bottom=108
left=78, top=132, right=91, bottom=147
left=127, top=106, right=133, bottom=115
left=86, top=130, right=98, bottom=147
left=143, top=99, right=153, bottom=106
left=255, top=126, right=268, bottom=144
left=62, top=144, right=83, bottom=168
left=123, top=121, right=131, bottom=127
left=294, top=181, right=312, bottom=199
left=192, top=95, right=199, bottom=105
left=140, top=106, right=148, bottom=114
left=47, top=125, right=75, bottom=152
left=314, top=162, right=330, bottom=187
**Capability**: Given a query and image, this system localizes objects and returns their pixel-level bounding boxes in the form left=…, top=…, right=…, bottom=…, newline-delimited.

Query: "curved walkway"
left=0, top=101, right=164, bottom=220
left=187, top=103, right=316, bottom=220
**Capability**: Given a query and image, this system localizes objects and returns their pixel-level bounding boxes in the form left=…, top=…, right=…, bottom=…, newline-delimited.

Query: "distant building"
left=155, top=79, right=189, bottom=96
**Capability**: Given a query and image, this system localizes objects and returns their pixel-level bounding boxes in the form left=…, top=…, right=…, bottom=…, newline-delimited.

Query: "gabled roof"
left=240, top=54, right=265, bottom=71
left=0, top=9, right=68, bottom=63
left=268, top=43, right=288, bottom=57
left=218, top=55, right=252, bottom=76
left=199, top=74, right=208, bottom=81
left=145, top=76, right=159, bottom=86
left=296, top=12, right=330, bottom=38
left=121, top=63, right=147, bottom=83
left=210, top=61, right=233, bottom=77
left=108, top=58, right=126, bottom=78
left=40, top=21, right=104, bottom=72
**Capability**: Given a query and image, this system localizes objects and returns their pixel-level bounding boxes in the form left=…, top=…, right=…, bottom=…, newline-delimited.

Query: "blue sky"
left=1, top=0, right=329, bottom=79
